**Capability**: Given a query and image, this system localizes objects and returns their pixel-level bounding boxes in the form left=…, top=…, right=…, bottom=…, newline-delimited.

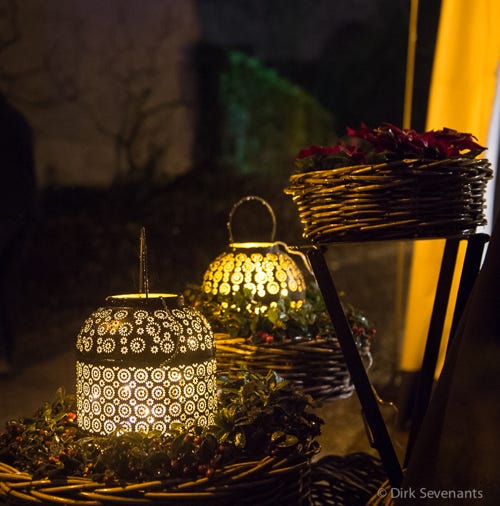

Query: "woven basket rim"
left=289, top=156, right=492, bottom=181
left=0, top=451, right=315, bottom=505
left=214, top=333, right=372, bottom=401
left=286, top=157, right=492, bottom=243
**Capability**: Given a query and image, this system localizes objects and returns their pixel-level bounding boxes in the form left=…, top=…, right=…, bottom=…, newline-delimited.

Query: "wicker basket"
left=311, top=453, right=387, bottom=506
left=285, top=157, right=493, bottom=243
left=215, top=333, right=372, bottom=401
left=0, top=453, right=314, bottom=506
left=366, top=477, right=398, bottom=505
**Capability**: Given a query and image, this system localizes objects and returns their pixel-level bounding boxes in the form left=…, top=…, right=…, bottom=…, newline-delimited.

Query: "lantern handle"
left=139, top=227, right=149, bottom=298
left=274, top=241, right=314, bottom=276
left=227, top=195, right=277, bottom=243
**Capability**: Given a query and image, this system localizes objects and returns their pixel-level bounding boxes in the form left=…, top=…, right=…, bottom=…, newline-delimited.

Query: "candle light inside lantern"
left=76, top=293, right=217, bottom=435
left=202, top=241, right=307, bottom=307
left=201, top=196, right=308, bottom=309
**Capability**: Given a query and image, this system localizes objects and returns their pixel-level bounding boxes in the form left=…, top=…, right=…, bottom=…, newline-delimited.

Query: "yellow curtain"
left=400, top=0, right=500, bottom=374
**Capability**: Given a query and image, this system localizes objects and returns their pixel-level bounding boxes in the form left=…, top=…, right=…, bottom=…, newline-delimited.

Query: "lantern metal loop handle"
left=227, top=195, right=277, bottom=243
left=274, top=241, right=314, bottom=275
left=139, top=227, right=149, bottom=297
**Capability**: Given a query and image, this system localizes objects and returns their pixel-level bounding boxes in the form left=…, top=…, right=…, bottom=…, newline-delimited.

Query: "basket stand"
left=306, top=233, right=489, bottom=489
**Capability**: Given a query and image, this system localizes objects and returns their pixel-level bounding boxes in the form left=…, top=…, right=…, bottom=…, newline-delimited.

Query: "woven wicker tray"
left=215, top=334, right=372, bottom=401
left=0, top=454, right=313, bottom=505
left=366, top=479, right=394, bottom=505
left=311, top=453, right=387, bottom=506
left=286, top=157, right=493, bottom=242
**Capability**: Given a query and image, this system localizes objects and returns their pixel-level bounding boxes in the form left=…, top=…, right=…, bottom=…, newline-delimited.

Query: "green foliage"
left=213, top=370, right=322, bottom=459
left=0, top=372, right=322, bottom=484
left=219, top=50, right=333, bottom=175
left=0, top=389, right=84, bottom=479
left=184, top=281, right=375, bottom=350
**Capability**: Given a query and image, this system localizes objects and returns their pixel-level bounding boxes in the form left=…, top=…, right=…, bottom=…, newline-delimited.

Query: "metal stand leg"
left=404, top=238, right=459, bottom=466
left=308, top=234, right=487, bottom=484
left=307, top=247, right=404, bottom=488
left=448, top=234, right=489, bottom=349
left=403, top=234, right=489, bottom=466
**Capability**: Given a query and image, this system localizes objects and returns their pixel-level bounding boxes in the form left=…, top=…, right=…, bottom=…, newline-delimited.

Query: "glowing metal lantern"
left=76, top=294, right=217, bottom=435
left=76, top=230, right=217, bottom=435
left=202, top=196, right=307, bottom=307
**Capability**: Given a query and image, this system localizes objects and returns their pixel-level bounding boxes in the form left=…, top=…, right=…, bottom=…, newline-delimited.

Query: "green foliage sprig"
left=0, top=372, right=322, bottom=484
left=214, top=370, right=322, bottom=459
left=184, top=281, right=375, bottom=351
left=219, top=49, right=333, bottom=175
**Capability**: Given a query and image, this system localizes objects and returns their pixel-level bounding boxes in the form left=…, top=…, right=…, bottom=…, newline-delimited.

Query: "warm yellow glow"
left=401, top=240, right=466, bottom=372
left=202, top=243, right=306, bottom=302
left=76, top=295, right=217, bottom=435
left=402, top=0, right=500, bottom=376
left=76, top=360, right=217, bottom=435
left=230, top=242, right=275, bottom=248
left=109, top=293, right=177, bottom=299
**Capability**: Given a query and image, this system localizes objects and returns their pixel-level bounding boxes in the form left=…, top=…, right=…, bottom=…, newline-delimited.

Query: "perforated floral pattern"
left=76, top=296, right=217, bottom=435
left=76, top=359, right=217, bottom=435
left=76, top=305, right=214, bottom=363
left=202, top=247, right=306, bottom=302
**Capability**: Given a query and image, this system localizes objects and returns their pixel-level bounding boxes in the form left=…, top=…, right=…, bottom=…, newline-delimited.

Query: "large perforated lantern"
left=202, top=196, right=307, bottom=307
left=76, top=293, right=217, bottom=435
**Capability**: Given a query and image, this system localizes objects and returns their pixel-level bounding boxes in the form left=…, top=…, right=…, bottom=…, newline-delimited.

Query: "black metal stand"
left=403, top=233, right=489, bottom=467
left=308, top=247, right=404, bottom=487
left=307, top=234, right=489, bottom=488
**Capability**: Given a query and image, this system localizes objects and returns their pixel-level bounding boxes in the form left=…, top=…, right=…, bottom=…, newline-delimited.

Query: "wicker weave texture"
left=215, top=335, right=372, bottom=401
left=286, top=158, right=493, bottom=242
left=0, top=456, right=313, bottom=505
left=311, top=453, right=387, bottom=506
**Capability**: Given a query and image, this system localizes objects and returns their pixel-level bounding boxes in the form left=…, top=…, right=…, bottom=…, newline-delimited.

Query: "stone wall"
left=0, top=0, right=200, bottom=186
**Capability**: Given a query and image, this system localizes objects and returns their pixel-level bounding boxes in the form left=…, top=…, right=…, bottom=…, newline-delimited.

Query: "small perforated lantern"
left=76, top=293, right=217, bottom=435
left=202, top=196, right=307, bottom=307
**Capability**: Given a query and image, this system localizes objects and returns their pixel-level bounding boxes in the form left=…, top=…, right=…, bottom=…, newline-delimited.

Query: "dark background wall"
left=197, top=0, right=440, bottom=133
left=0, top=0, right=441, bottom=389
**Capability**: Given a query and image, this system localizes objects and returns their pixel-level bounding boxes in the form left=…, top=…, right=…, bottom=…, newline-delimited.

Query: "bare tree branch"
left=0, top=0, right=19, bottom=52
left=0, top=2, right=194, bottom=183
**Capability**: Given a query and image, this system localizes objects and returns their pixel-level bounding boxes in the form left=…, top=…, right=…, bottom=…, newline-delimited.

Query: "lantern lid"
left=105, top=293, right=183, bottom=309
left=230, top=241, right=275, bottom=249
left=76, top=292, right=215, bottom=367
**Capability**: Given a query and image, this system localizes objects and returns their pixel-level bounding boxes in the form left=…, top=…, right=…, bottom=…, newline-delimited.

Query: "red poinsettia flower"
left=293, top=123, right=486, bottom=173
left=421, top=127, right=485, bottom=158
left=297, top=144, right=342, bottom=158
